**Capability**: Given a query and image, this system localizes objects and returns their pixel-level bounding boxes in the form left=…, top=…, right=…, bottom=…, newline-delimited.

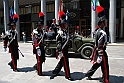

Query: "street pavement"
left=0, top=42, right=124, bottom=83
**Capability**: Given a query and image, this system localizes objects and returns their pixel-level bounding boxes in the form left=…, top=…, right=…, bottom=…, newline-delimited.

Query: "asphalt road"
left=0, top=42, right=124, bottom=83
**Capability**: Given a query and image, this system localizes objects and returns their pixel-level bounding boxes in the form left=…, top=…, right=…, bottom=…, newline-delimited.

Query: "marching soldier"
left=32, top=12, right=46, bottom=76
left=3, top=14, right=19, bottom=72
left=85, top=6, right=109, bottom=83
left=51, top=11, right=73, bottom=81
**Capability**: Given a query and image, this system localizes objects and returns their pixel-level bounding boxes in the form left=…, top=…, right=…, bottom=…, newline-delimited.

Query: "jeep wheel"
left=45, top=48, right=52, bottom=57
left=81, top=46, right=93, bottom=59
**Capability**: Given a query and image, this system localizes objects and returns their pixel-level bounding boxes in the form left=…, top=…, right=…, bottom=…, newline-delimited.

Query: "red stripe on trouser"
left=102, top=52, right=109, bottom=83
left=37, top=56, right=41, bottom=75
left=11, top=53, right=17, bottom=70
left=62, top=50, right=70, bottom=78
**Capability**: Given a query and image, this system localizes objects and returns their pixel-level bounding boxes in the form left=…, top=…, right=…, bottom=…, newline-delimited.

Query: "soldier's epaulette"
left=33, top=29, right=38, bottom=34
left=57, top=29, right=63, bottom=36
left=5, top=30, right=11, bottom=36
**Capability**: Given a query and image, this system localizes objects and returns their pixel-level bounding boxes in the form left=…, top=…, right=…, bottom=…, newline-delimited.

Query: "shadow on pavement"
left=71, top=72, right=85, bottom=80
left=18, top=67, right=35, bottom=72
left=109, top=75, right=124, bottom=83
left=0, top=81, right=10, bottom=83
left=84, top=75, right=124, bottom=83
left=42, top=70, right=85, bottom=81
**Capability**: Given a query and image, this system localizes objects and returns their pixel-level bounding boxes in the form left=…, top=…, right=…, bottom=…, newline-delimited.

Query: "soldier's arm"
left=98, top=30, right=107, bottom=48
left=3, top=31, right=9, bottom=48
left=104, top=32, right=107, bottom=45
left=56, top=34, right=62, bottom=52
left=33, top=30, right=39, bottom=49
left=56, top=34, right=63, bottom=59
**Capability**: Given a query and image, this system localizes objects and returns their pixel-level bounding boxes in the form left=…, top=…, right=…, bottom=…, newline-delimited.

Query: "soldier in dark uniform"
left=51, top=11, right=73, bottom=81
left=3, top=14, right=19, bottom=72
left=85, top=6, right=109, bottom=83
left=32, top=12, right=46, bottom=76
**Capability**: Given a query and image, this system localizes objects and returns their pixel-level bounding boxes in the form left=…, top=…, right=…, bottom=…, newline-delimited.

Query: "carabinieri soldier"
left=3, top=14, right=19, bottom=72
left=51, top=11, right=73, bottom=81
left=32, top=12, right=46, bottom=76
left=85, top=6, right=109, bottom=83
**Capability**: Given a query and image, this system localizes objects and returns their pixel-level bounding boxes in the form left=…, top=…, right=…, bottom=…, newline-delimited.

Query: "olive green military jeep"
left=44, top=35, right=95, bottom=59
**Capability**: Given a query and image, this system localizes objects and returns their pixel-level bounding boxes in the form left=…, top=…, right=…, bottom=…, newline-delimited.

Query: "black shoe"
left=13, top=69, right=19, bottom=72
left=50, top=73, right=58, bottom=79
left=50, top=75, right=55, bottom=79
left=84, top=73, right=88, bottom=77
left=8, top=62, right=11, bottom=65
left=100, top=78, right=108, bottom=83
left=8, top=62, right=13, bottom=69
left=84, top=73, right=92, bottom=80
left=33, top=64, right=37, bottom=70
left=65, top=77, right=74, bottom=81
left=86, top=76, right=92, bottom=80
left=52, top=69, right=59, bottom=75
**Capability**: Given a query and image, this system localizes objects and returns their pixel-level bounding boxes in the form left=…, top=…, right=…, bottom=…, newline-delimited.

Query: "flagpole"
left=14, top=0, right=20, bottom=41
left=66, top=9, right=69, bottom=34
left=61, top=0, right=63, bottom=11
left=55, top=0, right=60, bottom=25
left=3, top=0, right=9, bottom=32
left=91, top=0, right=97, bottom=38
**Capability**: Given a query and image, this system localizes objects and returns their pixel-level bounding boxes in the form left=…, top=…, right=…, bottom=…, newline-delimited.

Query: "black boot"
left=13, top=69, right=19, bottom=72
left=50, top=69, right=60, bottom=79
left=65, top=77, right=74, bottom=81
left=8, top=62, right=13, bottom=69
left=33, top=63, right=37, bottom=70
left=84, top=73, right=92, bottom=80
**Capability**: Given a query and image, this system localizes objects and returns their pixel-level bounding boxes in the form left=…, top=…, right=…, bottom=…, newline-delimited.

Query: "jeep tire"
left=45, top=48, right=56, bottom=57
left=81, top=46, right=93, bottom=59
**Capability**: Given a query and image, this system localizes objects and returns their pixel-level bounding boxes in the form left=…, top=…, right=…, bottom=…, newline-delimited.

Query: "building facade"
left=0, top=0, right=124, bottom=42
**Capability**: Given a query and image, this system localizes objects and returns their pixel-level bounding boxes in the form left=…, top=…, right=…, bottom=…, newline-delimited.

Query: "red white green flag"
left=91, top=0, right=100, bottom=11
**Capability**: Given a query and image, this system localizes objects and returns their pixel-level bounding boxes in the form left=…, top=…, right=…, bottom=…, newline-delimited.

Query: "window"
left=51, top=4, right=55, bottom=12
left=36, top=6, right=40, bottom=13
left=23, top=8, right=27, bottom=14
left=63, top=1, right=80, bottom=10
left=46, top=5, right=49, bottom=12
left=19, top=8, right=24, bottom=15
left=32, top=6, right=37, bottom=13
left=0, top=10, right=3, bottom=17
left=121, top=0, right=124, bottom=8
left=46, top=4, right=54, bottom=12
left=73, top=2, right=78, bottom=9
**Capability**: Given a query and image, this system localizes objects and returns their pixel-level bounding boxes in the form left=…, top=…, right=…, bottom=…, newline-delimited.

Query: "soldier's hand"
left=57, top=51, right=63, bottom=60
left=37, top=49, right=41, bottom=56
left=96, top=56, right=102, bottom=64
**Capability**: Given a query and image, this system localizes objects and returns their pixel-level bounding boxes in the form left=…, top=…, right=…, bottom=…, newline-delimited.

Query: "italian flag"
left=58, top=0, right=63, bottom=20
left=91, top=0, right=100, bottom=11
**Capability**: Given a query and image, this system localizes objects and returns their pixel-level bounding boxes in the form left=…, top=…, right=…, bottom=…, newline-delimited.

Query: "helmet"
left=96, top=6, right=106, bottom=23
left=58, top=11, right=67, bottom=25
left=36, top=12, right=45, bottom=26
left=8, top=13, right=19, bottom=27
